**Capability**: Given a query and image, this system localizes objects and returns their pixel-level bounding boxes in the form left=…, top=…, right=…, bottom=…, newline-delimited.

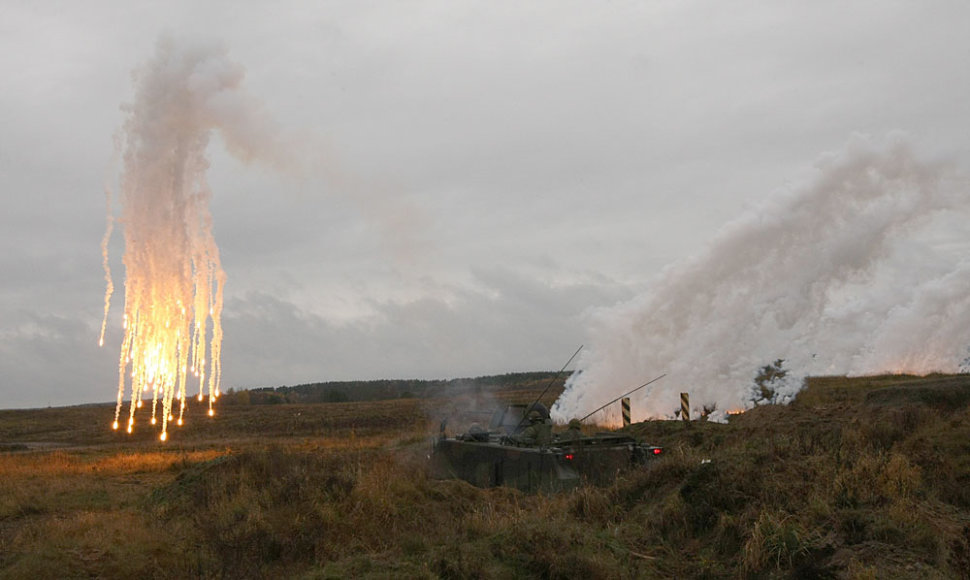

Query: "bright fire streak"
left=100, top=38, right=229, bottom=441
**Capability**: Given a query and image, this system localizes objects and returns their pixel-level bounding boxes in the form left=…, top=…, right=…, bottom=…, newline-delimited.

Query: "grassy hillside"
left=1, top=374, right=968, bottom=578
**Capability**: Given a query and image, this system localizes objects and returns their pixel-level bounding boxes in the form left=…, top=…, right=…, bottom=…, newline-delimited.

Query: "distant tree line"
left=219, top=371, right=570, bottom=406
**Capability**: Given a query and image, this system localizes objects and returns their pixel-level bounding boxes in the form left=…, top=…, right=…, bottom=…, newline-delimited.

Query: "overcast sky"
left=2, top=1, right=969, bottom=410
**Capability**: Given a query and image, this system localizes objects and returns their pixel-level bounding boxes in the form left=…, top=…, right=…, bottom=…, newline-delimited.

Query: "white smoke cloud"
left=124, top=35, right=296, bottom=171
left=552, top=134, right=970, bottom=424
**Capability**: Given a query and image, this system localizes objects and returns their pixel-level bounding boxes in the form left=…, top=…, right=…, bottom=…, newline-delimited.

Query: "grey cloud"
left=0, top=310, right=115, bottom=408
left=220, top=270, right=631, bottom=389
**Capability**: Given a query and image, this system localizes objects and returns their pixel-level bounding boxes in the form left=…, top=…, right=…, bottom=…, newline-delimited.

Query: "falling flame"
left=100, top=37, right=237, bottom=441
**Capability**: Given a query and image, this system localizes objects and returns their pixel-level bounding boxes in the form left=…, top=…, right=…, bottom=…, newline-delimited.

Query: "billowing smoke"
left=552, top=135, right=970, bottom=424
left=101, top=36, right=284, bottom=440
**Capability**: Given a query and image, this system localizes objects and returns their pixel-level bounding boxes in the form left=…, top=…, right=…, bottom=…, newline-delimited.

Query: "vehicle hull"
left=430, top=434, right=661, bottom=493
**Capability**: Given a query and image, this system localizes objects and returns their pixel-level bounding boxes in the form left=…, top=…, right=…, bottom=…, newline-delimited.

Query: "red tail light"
left=653, top=448, right=662, bottom=455
left=564, top=453, right=574, bottom=460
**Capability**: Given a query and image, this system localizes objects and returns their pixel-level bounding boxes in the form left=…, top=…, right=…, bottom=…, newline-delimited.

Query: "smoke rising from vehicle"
left=552, top=135, right=970, bottom=424
left=101, top=36, right=286, bottom=440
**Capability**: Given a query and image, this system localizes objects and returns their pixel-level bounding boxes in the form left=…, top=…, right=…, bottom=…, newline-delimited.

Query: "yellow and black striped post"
left=621, top=397, right=631, bottom=427
left=680, top=392, right=690, bottom=422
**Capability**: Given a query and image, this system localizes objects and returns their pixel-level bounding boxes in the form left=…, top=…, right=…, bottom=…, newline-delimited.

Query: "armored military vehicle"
left=429, top=402, right=663, bottom=493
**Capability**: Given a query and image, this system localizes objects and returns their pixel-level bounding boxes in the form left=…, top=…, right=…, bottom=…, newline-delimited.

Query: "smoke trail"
left=98, top=182, right=114, bottom=348
left=101, top=36, right=281, bottom=440
left=552, top=134, right=969, bottom=424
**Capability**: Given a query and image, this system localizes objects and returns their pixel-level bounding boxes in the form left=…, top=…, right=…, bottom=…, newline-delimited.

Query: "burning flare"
left=100, top=37, right=260, bottom=440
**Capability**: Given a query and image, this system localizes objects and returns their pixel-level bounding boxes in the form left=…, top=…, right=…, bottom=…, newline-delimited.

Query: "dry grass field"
left=1, top=374, right=969, bottom=578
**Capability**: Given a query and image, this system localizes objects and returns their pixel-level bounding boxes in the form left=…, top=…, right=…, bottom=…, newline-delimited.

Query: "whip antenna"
left=578, top=373, right=667, bottom=423
left=512, top=344, right=584, bottom=432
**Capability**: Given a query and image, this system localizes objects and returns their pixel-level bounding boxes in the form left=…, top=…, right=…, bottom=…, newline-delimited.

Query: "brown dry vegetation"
left=1, top=374, right=969, bottom=579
